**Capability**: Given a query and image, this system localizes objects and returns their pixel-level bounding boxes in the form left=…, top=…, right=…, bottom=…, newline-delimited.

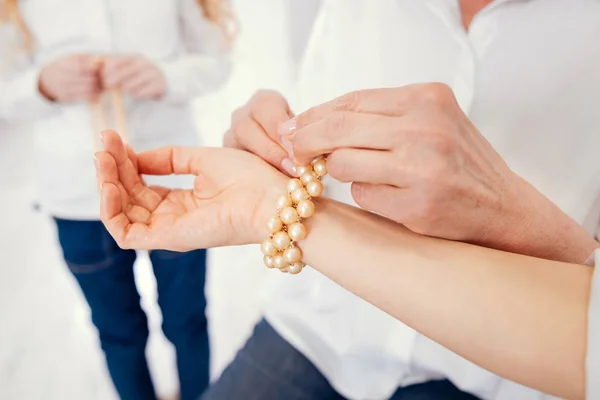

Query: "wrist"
left=481, top=174, right=597, bottom=263
left=250, top=174, right=288, bottom=244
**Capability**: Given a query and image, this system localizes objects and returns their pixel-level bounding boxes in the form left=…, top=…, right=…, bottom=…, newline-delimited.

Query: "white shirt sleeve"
left=587, top=249, right=600, bottom=398
left=157, top=0, right=233, bottom=104
left=0, top=66, right=57, bottom=122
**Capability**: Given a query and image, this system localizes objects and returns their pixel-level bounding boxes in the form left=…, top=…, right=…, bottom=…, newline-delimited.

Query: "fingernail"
left=280, top=135, right=294, bottom=159
left=278, top=118, right=297, bottom=137
left=100, top=130, right=106, bottom=143
left=281, top=158, right=297, bottom=177
left=94, top=152, right=98, bottom=161
left=99, top=183, right=104, bottom=192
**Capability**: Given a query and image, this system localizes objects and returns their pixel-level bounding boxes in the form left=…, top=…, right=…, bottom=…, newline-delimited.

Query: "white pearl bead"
left=276, top=194, right=293, bottom=209
left=296, top=165, right=312, bottom=176
left=300, top=171, right=319, bottom=186
left=272, top=253, right=287, bottom=269
left=272, top=231, right=291, bottom=250
left=291, top=188, right=310, bottom=204
left=296, top=199, right=315, bottom=218
left=287, top=262, right=304, bottom=275
left=287, top=178, right=303, bottom=193
left=280, top=207, right=298, bottom=225
left=306, top=180, right=324, bottom=197
left=263, top=255, right=275, bottom=269
left=261, top=239, right=277, bottom=256
left=288, top=222, right=307, bottom=241
left=313, top=159, right=328, bottom=177
left=283, top=246, right=302, bottom=263
left=266, top=216, right=283, bottom=233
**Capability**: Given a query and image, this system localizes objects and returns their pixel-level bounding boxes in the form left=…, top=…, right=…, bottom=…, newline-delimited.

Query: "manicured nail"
left=278, top=119, right=297, bottom=137
left=281, top=158, right=297, bottom=177
left=280, top=135, right=294, bottom=159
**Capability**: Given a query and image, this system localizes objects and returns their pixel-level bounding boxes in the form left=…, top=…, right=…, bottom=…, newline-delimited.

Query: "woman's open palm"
left=95, top=130, right=285, bottom=251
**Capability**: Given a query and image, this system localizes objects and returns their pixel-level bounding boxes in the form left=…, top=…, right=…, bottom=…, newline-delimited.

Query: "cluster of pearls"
left=261, top=157, right=328, bottom=274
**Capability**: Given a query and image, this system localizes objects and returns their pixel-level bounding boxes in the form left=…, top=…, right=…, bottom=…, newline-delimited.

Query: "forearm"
left=301, top=198, right=592, bottom=400
left=488, top=175, right=599, bottom=264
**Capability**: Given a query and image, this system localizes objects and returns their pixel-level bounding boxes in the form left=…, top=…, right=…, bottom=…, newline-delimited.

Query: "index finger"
left=288, top=87, right=413, bottom=134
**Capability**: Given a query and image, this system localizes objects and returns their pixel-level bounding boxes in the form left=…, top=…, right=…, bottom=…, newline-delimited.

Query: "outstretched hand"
left=95, top=130, right=286, bottom=251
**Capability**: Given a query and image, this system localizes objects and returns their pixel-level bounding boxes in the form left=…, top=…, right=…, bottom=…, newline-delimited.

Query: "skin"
left=38, top=53, right=166, bottom=103
left=225, top=84, right=597, bottom=264
left=460, top=0, right=494, bottom=30
left=91, top=4, right=596, bottom=399
left=279, top=84, right=599, bottom=264
left=94, top=130, right=595, bottom=400
left=38, top=54, right=101, bottom=102
left=101, top=54, right=167, bottom=100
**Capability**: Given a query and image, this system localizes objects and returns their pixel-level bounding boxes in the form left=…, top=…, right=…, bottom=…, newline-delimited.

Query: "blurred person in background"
left=220, top=0, right=600, bottom=399
left=0, top=1, right=234, bottom=399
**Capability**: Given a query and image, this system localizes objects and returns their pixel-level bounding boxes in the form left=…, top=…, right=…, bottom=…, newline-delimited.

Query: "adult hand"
left=223, top=90, right=297, bottom=176
left=279, top=83, right=595, bottom=261
left=95, top=130, right=286, bottom=251
left=101, top=54, right=166, bottom=100
left=38, top=54, right=100, bottom=102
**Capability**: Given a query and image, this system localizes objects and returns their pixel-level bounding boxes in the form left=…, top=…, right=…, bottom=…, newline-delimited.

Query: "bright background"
left=0, top=1, right=321, bottom=398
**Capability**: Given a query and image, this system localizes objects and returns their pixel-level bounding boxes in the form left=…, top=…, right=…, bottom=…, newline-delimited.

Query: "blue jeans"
left=202, top=319, right=480, bottom=400
left=55, top=219, right=209, bottom=400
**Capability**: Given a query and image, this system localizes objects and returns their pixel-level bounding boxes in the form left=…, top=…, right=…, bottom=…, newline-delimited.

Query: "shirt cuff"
left=587, top=249, right=599, bottom=398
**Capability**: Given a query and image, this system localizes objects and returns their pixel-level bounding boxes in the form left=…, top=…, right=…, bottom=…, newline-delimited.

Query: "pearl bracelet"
left=261, top=157, right=328, bottom=274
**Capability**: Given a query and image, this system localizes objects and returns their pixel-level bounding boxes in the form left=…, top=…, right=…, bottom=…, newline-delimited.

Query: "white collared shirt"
left=0, top=0, right=230, bottom=219
left=262, top=1, right=600, bottom=399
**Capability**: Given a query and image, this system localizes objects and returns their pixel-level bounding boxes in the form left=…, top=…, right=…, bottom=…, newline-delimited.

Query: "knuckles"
left=350, top=182, right=371, bottom=207
left=334, top=90, right=363, bottom=113
left=414, top=82, right=455, bottom=107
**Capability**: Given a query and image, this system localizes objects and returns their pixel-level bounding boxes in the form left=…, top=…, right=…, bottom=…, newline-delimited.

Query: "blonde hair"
left=1, top=0, right=33, bottom=52
left=0, top=0, right=236, bottom=52
left=197, top=0, right=238, bottom=42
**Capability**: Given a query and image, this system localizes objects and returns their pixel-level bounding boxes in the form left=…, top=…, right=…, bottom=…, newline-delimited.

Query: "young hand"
left=101, top=54, right=166, bottom=100
left=38, top=54, right=100, bottom=102
left=95, top=130, right=286, bottom=251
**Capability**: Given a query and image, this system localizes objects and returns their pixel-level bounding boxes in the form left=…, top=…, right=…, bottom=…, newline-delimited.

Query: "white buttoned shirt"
left=262, top=1, right=600, bottom=399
